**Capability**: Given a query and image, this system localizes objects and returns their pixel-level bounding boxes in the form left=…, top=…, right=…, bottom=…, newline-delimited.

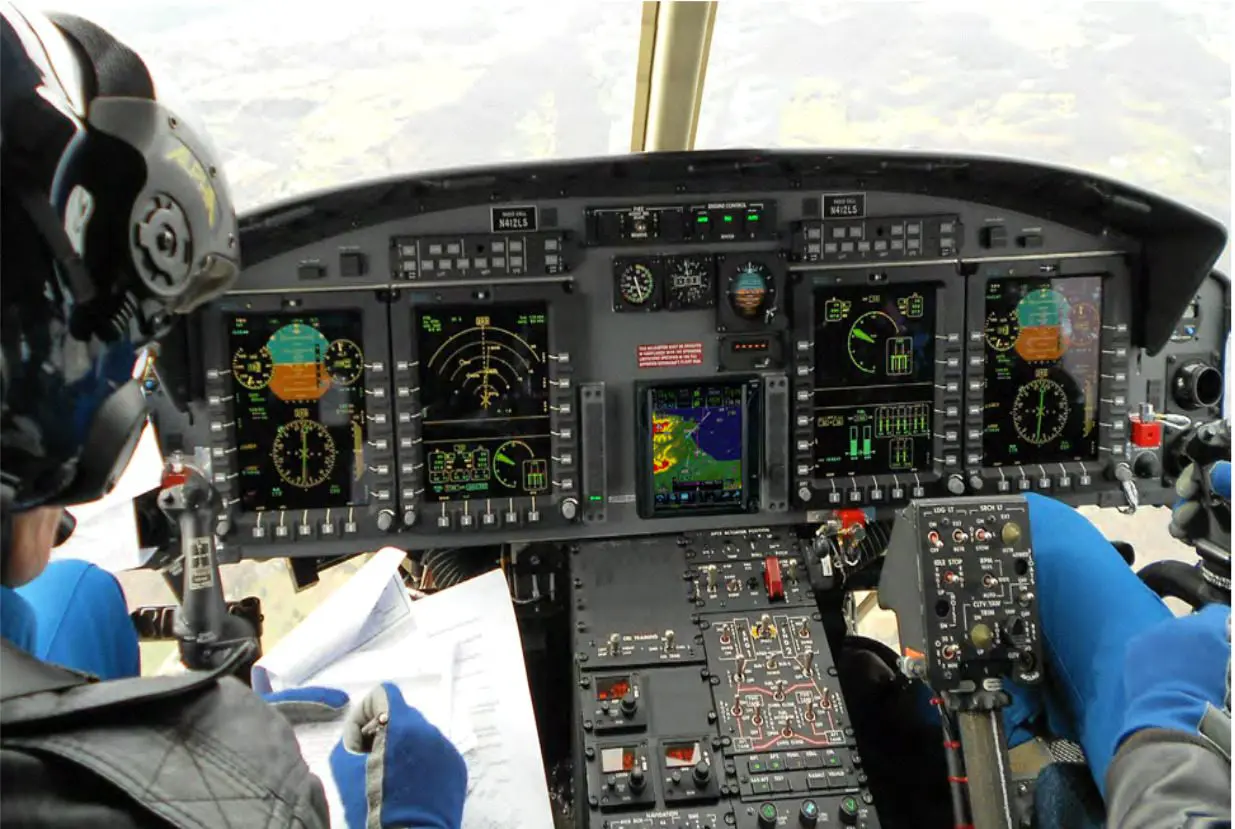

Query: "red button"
left=1130, top=418, right=1162, bottom=448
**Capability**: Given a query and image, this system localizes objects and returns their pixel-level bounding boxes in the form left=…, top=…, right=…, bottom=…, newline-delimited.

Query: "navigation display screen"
left=642, top=380, right=753, bottom=515
left=982, top=277, right=1102, bottom=465
left=811, top=285, right=936, bottom=477
left=228, top=312, right=368, bottom=512
left=416, top=303, right=550, bottom=503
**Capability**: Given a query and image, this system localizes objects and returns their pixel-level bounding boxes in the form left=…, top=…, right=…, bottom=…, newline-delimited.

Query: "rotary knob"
left=946, top=474, right=966, bottom=495
left=692, top=760, right=711, bottom=787
left=401, top=508, right=417, bottom=528
left=560, top=497, right=579, bottom=521
left=839, top=795, right=860, bottom=825
left=375, top=509, right=395, bottom=532
left=620, top=691, right=638, bottom=716
left=628, top=767, right=646, bottom=793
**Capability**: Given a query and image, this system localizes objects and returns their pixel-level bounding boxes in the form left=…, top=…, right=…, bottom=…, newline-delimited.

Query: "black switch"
left=297, top=263, right=326, bottom=280
left=339, top=251, right=367, bottom=277
left=979, top=225, right=1007, bottom=248
left=1016, top=233, right=1044, bottom=248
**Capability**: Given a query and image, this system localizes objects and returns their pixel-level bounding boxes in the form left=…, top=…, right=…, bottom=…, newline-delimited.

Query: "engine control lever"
left=157, top=453, right=257, bottom=674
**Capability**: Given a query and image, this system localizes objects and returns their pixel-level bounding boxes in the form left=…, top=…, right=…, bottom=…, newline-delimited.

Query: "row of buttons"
left=936, top=332, right=965, bottom=481
left=794, top=215, right=961, bottom=263
left=745, top=767, right=859, bottom=797
left=747, top=751, right=846, bottom=773
left=428, top=504, right=549, bottom=531
left=1099, top=322, right=1132, bottom=464
left=391, top=233, right=568, bottom=280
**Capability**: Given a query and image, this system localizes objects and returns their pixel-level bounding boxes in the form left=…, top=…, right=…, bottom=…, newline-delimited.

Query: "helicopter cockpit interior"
left=41, top=3, right=1231, bottom=828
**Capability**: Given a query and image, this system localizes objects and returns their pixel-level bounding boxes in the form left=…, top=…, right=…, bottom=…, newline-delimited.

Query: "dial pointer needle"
left=1035, top=386, right=1046, bottom=441
left=852, top=328, right=875, bottom=344
left=302, top=423, right=308, bottom=482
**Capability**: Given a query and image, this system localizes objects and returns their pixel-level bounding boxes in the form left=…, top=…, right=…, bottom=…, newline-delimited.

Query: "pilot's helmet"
left=1, top=3, right=238, bottom=560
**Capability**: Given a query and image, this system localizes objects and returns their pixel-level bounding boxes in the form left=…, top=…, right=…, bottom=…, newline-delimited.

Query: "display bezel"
left=391, top=282, right=584, bottom=531
left=201, top=290, right=395, bottom=542
left=635, top=376, right=762, bottom=519
left=790, top=266, right=962, bottom=507
left=963, top=254, right=1131, bottom=497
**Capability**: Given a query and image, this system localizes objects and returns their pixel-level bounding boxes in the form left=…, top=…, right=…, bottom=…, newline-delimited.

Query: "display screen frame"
left=962, top=255, right=1129, bottom=489
left=200, top=290, right=395, bottom=537
left=635, top=376, right=762, bottom=519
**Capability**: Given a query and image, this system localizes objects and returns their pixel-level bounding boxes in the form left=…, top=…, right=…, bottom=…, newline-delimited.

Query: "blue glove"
left=330, top=682, right=467, bottom=829
left=263, top=686, right=352, bottom=725
left=1116, top=602, right=1231, bottom=749
left=1002, top=493, right=1174, bottom=795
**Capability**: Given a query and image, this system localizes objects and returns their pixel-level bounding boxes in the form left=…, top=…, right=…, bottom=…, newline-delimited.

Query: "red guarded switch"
left=1130, top=417, right=1162, bottom=449
left=763, top=556, right=784, bottom=601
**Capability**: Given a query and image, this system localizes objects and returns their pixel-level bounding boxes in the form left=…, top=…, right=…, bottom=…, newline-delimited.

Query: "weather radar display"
left=811, top=285, right=937, bottom=477
left=416, top=304, right=550, bottom=503
left=982, top=277, right=1103, bottom=465
left=228, top=312, right=368, bottom=512
left=646, top=382, right=748, bottom=514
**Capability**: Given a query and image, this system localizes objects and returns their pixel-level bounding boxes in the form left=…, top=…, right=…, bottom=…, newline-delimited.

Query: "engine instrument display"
left=228, top=312, right=368, bottom=512
left=812, top=285, right=937, bottom=476
left=982, top=277, right=1103, bottom=465
left=417, top=303, right=551, bottom=503
left=640, top=379, right=755, bottom=516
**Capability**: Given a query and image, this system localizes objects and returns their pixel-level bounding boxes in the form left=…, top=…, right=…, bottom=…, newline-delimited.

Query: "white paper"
left=400, top=570, right=555, bottom=829
left=251, top=547, right=411, bottom=694
left=52, top=423, right=163, bottom=572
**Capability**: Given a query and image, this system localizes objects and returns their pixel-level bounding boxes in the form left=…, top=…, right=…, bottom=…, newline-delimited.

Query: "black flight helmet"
left=1, top=4, right=239, bottom=539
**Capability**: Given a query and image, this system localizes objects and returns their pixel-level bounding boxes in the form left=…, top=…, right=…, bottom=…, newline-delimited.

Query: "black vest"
left=0, top=640, right=329, bottom=828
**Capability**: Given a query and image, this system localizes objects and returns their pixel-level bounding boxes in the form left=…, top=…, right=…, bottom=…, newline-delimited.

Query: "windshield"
left=50, top=0, right=643, bottom=210
left=698, top=2, right=1230, bottom=234
left=48, top=0, right=1230, bottom=261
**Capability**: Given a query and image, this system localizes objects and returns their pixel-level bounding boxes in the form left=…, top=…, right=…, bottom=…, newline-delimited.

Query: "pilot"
left=0, top=6, right=465, bottom=828
left=1006, top=462, right=1232, bottom=827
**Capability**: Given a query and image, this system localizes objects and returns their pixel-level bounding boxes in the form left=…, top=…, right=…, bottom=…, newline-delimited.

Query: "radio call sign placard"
left=490, top=206, right=538, bottom=232
left=822, top=193, right=867, bottom=220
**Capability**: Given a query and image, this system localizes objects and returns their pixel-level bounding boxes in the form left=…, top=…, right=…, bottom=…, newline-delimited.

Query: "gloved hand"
left=262, top=686, right=352, bottom=726
left=1116, top=602, right=1231, bottom=749
left=1169, top=458, right=1230, bottom=545
left=330, top=682, right=467, bottom=829
left=1003, top=493, right=1174, bottom=795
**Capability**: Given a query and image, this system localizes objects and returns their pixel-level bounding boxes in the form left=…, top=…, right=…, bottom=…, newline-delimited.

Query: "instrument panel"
left=171, top=151, right=1228, bottom=559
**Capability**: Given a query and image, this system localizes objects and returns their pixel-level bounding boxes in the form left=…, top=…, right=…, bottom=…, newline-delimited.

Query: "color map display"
left=648, top=382, right=746, bottom=513
left=228, top=312, right=368, bottom=512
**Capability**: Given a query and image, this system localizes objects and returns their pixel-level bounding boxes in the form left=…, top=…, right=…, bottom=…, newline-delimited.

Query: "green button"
left=842, top=796, right=859, bottom=813
left=760, top=803, right=778, bottom=819
left=767, top=758, right=784, bottom=771
left=802, top=800, right=819, bottom=817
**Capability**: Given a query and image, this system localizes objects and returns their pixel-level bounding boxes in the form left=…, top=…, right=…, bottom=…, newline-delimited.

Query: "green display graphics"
left=812, top=285, right=936, bottom=477
left=982, top=276, right=1103, bottom=465
left=228, top=312, right=368, bottom=512
left=647, top=382, right=748, bottom=513
left=417, top=303, right=550, bottom=503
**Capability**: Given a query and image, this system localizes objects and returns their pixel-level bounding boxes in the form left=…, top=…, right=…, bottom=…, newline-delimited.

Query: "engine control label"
left=822, top=192, right=866, bottom=219
left=490, top=205, right=538, bottom=232
left=637, top=342, right=704, bottom=368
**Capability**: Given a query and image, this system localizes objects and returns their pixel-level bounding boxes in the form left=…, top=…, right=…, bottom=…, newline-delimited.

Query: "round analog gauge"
left=325, top=338, right=364, bottom=385
left=231, top=346, right=273, bottom=390
left=619, top=263, right=657, bottom=306
left=272, top=419, right=337, bottom=488
left=728, top=262, right=774, bottom=319
left=1069, top=302, right=1100, bottom=346
left=984, top=309, right=1020, bottom=352
left=667, top=258, right=712, bottom=307
left=1011, top=378, right=1071, bottom=446
left=847, top=310, right=901, bottom=374
left=493, top=439, right=536, bottom=490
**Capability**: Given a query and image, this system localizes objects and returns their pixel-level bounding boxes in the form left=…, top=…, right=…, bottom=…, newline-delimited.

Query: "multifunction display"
left=638, top=379, right=757, bottom=516
left=416, top=303, right=551, bottom=502
left=982, top=277, right=1102, bottom=465
left=228, top=312, right=369, bottom=512
left=812, top=285, right=937, bottom=476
